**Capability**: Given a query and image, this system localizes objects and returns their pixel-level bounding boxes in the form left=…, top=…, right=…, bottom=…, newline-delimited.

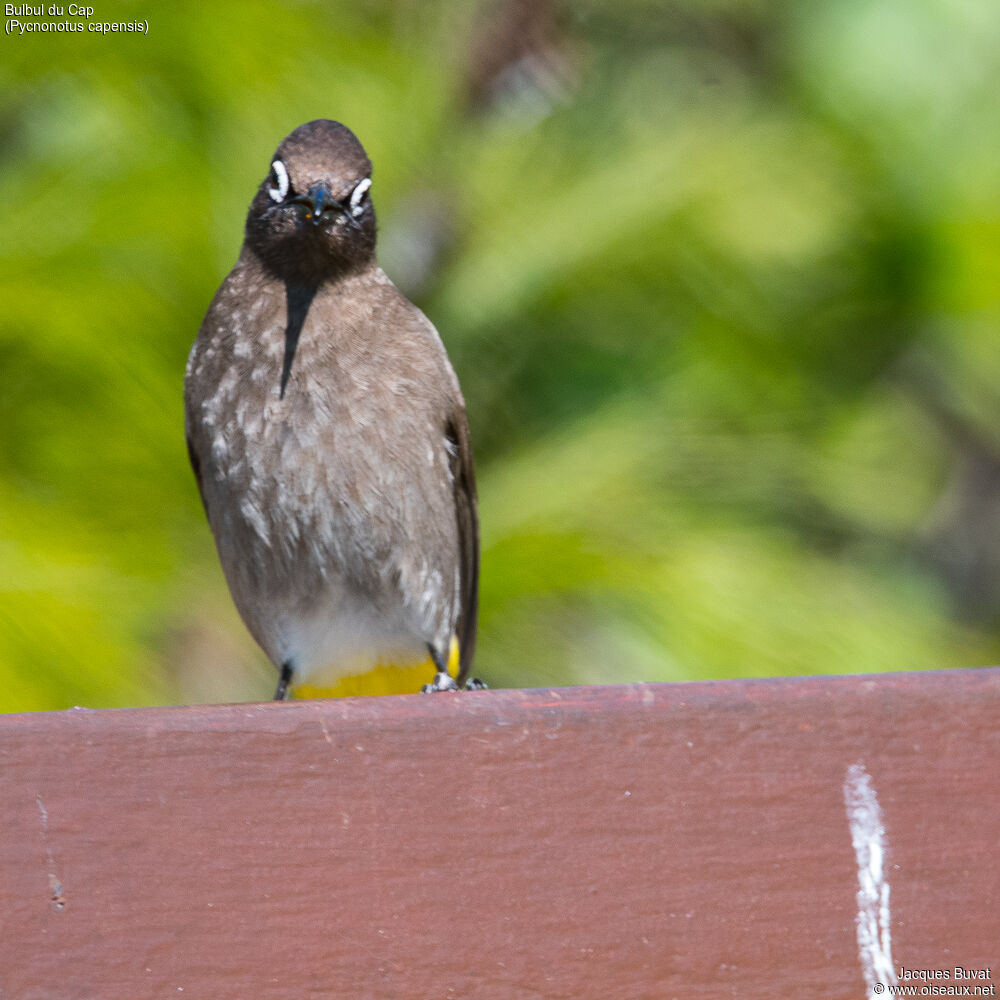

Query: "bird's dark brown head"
left=244, top=120, right=377, bottom=283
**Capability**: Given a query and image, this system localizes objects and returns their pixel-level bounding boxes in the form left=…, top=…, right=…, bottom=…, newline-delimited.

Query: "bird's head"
left=244, top=120, right=377, bottom=283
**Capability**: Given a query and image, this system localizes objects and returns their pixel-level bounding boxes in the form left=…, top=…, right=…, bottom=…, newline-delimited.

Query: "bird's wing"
left=447, top=405, right=479, bottom=682
left=185, top=431, right=208, bottom=511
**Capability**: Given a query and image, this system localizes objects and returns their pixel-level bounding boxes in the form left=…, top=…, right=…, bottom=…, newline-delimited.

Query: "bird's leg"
left=420, top=644, right=488, bottom=693
left=421, top=644, right=460, bottom=693
left=274, top=661, right=294, bottom=701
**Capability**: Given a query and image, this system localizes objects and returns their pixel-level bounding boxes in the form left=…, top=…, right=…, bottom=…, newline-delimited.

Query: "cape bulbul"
left=185, top=120, right=479, bottom=699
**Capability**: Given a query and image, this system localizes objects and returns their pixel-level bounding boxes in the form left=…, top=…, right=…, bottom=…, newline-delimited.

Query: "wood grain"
left=1, top=669, right=997, bottom=998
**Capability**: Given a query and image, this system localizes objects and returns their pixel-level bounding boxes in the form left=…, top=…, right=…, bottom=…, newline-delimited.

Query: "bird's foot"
left=419, top=673, right=488, bottom=693
left=421, top=672, right=460, bottom=694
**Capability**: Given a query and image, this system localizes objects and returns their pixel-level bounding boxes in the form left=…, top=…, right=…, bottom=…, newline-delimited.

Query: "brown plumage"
left=185, top=120, right=478, bottom=698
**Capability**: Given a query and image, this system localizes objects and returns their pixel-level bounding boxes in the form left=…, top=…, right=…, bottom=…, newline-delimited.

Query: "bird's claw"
left=421, top=672, right=460, bottom=693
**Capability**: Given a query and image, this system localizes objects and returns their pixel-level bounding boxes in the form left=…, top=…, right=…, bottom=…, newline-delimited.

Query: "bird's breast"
left=193, top=316, right=449, bottom=602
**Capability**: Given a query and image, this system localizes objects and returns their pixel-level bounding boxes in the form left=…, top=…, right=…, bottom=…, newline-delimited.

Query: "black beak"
left=293, top=184, right=339, bottom=226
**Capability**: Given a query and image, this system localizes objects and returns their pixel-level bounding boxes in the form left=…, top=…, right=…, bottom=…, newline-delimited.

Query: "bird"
left=184, top=119, right=480, bottom=700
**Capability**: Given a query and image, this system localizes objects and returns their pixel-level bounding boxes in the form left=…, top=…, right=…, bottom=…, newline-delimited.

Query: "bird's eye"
left=267, top=160, right=289, bottom=203
left=349, top=177, right=371, bottom=218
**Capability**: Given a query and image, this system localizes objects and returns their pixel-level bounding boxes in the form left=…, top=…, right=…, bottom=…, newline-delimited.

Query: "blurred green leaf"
left=3, top=0, right=1000, bottom=710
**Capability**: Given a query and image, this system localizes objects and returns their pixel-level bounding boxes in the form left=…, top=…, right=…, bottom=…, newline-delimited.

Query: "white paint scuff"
left=844, top=762, right=896, bottom=998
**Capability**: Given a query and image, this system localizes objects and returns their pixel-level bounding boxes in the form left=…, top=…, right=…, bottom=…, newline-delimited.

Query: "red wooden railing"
left=2, top=668, right=998, bottom=998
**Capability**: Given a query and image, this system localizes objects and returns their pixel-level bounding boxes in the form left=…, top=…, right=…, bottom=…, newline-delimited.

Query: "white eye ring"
left=349, top=177, right=371, bottom=217
left=267, top=160, right=289, bottom=203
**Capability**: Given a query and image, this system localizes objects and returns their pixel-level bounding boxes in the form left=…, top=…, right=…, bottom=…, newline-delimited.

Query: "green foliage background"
left=3, top=0, right=1000, bottom=710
